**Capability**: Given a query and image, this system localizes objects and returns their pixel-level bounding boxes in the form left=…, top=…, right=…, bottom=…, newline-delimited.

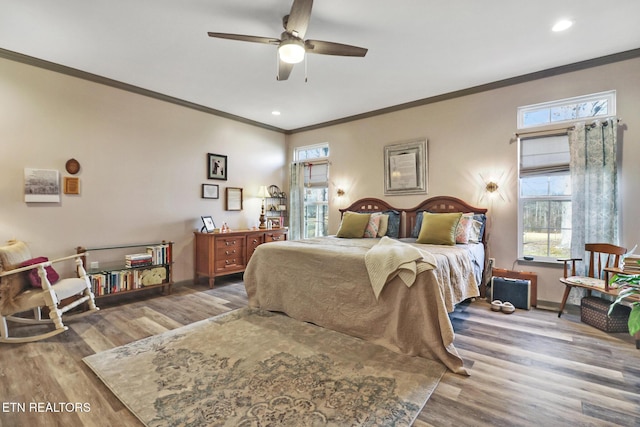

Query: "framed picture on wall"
left=383, top=139, right=428, bottom=195
left=225, top=187, right=243, bottom=211
left=207, top=153, right=227, bottom=180
left=202, top=183, right=219, bottom=199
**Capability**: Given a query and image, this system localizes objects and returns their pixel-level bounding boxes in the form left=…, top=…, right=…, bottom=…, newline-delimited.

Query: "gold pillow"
left=336, top=212, right=371, bottom=238
left=417, top=212, right=462, bottom=245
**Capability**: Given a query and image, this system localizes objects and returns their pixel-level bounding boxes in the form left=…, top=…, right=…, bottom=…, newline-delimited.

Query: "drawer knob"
left=225, top=250, right=236, bottom=255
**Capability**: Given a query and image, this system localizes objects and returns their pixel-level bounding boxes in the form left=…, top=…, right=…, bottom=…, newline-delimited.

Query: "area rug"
left=83, top=308, right=446, bottom=426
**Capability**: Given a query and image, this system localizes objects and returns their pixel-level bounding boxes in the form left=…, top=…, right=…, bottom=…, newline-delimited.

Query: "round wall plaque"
left=65, top=158, right=81, bottom=175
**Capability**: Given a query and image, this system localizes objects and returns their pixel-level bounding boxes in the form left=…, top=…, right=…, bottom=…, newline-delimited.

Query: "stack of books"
left=125, top=253, right=153, bottom=268
left=622, top=254, right=640, bottom=274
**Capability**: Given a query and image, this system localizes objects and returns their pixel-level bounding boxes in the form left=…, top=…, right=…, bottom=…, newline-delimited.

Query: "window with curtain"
left=290, top=144, right=329, bottom=240
left=518, top=133, right=572, bottom=261
left=517, top=91, right=619, bottom=265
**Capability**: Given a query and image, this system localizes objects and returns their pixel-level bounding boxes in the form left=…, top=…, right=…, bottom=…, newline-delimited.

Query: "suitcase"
left=490, top=276, right=531, bottom=310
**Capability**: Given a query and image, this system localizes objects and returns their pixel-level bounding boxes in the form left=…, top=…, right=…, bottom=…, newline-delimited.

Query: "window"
left=517, top=91, right=617, bottom=262
left=519, top=133, right=571, bottom=260
left=517, top=90, right=615, bottom=129
left=294, top=144, right=329, bottom=238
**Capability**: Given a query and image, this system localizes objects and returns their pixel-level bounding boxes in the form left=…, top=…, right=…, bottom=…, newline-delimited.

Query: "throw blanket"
left=365, top=236, right=437, bottom=299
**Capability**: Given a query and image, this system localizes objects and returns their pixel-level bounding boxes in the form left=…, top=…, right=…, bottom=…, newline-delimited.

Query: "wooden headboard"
left=339, top=195, right=488, bottom=242
left=339, top=198, right=400, bottom=216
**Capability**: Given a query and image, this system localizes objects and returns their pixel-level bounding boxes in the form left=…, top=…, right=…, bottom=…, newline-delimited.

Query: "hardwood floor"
left=1, top=277, right=638, bottom=427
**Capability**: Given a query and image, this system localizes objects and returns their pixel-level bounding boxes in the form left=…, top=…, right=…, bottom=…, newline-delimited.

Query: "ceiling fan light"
left=279, top=39, right=305, bottom=64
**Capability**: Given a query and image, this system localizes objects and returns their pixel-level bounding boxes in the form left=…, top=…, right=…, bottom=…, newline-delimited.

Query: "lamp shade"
left=278, top=39, right=305, bottom=64
left=257, top=185, right=270, bottom=198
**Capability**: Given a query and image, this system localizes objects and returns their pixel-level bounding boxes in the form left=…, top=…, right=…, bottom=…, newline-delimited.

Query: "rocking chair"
left=0, top=240, right=99, bottom=343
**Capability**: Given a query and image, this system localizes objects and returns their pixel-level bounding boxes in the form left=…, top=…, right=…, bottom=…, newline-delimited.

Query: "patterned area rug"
left=83, top=308, right=445, bottom=426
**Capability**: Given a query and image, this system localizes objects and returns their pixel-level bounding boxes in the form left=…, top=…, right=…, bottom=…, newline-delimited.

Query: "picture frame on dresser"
left=207, top=153, right=227, bottom=180
left=201, top=216, right=216, bottom=233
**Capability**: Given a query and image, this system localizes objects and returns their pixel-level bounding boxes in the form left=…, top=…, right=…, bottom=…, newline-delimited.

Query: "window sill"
left=515, top=258, right=565, bottom=268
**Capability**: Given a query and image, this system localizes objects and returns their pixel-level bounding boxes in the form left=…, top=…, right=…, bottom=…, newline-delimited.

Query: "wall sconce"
left=479, top=171, right=507, bottom=203
left=257, top=185, right=270, bottom=229
left=336, top=188, right=345, bottom=197
left=485, top=181, right=499, bottom=193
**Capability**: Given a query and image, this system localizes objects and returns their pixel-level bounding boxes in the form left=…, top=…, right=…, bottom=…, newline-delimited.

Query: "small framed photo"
left=207, top=153, right=227, bottom=180
left=202, top=183, right=219, bottom=199
left=201, top=216, right=216, bottom=233
left=64, top=177, right=80, bottom=195
left=225, top=187, right=243, bottom=211
left=271, top=218, right=281, bottom=229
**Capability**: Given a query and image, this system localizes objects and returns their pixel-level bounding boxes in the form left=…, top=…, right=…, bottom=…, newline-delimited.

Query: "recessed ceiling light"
left=552, top=19, right=573, bottom=32
left=271, top=111, right=281, bottom=116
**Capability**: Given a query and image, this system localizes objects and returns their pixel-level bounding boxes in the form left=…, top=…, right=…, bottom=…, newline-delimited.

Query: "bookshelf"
left=264, top=195, right=287, bottom=227
left=77, top=241, right=173, bottom=298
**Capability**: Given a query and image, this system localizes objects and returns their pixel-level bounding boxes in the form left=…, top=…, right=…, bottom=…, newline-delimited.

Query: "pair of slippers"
left=491, top=300, right=515, bottom=314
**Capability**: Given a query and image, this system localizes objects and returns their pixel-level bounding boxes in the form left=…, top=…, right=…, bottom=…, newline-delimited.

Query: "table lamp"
left=258, top=185, right=270, bottom=229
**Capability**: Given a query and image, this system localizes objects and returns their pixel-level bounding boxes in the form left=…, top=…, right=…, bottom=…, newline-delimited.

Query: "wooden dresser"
left=194, top=229, right=288, bottom=287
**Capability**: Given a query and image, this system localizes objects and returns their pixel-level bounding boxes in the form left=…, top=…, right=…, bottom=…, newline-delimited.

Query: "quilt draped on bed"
left=243, top=237, right=479, bottom=374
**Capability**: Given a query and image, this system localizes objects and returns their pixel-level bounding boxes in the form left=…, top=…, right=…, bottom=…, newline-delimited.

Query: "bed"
left=243, top=196, right=488, bottom=374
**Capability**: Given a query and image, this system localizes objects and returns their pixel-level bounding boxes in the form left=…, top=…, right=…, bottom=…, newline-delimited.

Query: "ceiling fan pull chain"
left=304, top=55, right=308, bottom=83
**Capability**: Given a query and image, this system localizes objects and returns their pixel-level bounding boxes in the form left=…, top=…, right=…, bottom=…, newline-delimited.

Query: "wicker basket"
left=580, top=296, right=630, bottom=333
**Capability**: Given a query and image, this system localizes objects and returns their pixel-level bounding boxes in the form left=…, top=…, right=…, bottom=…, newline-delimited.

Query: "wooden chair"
left=0, top=240, right=99, bottom=343
left=558, top=243, right=627, bottom=318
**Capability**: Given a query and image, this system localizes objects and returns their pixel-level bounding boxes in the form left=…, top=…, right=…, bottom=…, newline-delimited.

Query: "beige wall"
left=3, top=54, right=638, bottom=304
left=287, top=57, right=640, bottom=305
left=0, top=57, right=286, bottom=282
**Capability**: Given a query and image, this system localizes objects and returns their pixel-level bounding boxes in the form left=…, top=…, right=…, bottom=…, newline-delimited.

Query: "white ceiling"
left=2, top=0, right=640, bottom=132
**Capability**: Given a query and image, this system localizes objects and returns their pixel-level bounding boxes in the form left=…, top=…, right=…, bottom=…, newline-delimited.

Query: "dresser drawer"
left=265, top=231, right=287, bottom=243
left=214, top=236, right=244, bottom=272
left=246, top=233, right=265, bottom=260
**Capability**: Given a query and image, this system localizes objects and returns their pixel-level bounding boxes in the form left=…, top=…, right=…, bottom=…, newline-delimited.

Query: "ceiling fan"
left=207, top=0, right=368, bottom=81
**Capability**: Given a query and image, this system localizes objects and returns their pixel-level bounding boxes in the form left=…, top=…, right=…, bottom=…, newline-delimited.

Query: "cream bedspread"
left=244, top=237, right=479, bottom=374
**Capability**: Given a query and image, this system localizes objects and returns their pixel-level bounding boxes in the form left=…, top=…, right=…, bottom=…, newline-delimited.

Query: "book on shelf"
left=89, top=265, right=168, bottom=296
left=146, top=244, right=172, bottom=265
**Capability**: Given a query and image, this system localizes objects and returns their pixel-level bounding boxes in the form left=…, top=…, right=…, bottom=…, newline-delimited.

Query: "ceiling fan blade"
left=286, top=0, right=313, bottom=38
left=207, top=32, right=280, bottom=45
left=304, top=40, right=368, bottom=57
left=277, top=59, right=294, bottom=81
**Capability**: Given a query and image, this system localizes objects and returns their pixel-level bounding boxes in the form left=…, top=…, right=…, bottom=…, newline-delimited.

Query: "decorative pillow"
left=20, top=257, right=60, bottom=288
left=383, top=210, right=401, bottom=238
left=455, top=213, right=475, bottom=244
left=376, top=214, right=389, bottom=237
left=0, top=240, right=32, bottom=271
left=468, top=219, right=483, bottom=243
left=473, top=213, right=487, bottom=242
left=336, top=211, right=371, bottom=238
left=364, top=213, right=382, bottom=238
left=417, top=212, right=462, bottom=246
left=411, top=211, right=425, bottom=238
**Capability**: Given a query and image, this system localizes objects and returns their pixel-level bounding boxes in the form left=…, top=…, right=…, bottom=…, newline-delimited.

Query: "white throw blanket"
left=364, top=237, right=437, bottom=299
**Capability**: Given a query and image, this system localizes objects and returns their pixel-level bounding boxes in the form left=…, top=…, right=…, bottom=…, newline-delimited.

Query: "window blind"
left=304, top=161, right=329, bottom=187
left=520, top=134, right=569, bottom=177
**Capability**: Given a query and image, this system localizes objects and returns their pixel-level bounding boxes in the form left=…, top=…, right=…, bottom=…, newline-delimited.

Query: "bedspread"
left=243, top=236, right=479, bottom=374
